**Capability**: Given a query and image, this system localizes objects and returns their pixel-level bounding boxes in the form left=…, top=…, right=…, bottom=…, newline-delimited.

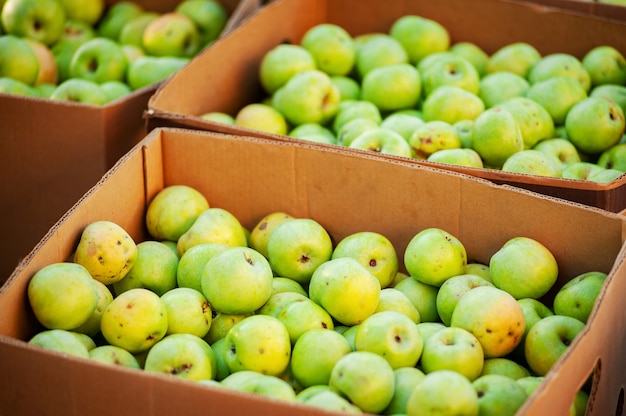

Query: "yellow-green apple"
left=28, top=329, right=91, bottom=358
left=271, top=277, right=307, bottom=297
left=221, top=371, right=297, bottom=401
left=204, top=312, right=250, bottom=345
left=222, top=314, right=291, bottom=376
left=598, top=143, right=626, bottom=171
left=450, top=41, right=489, bottom=77
left=121, top=43, right=144, bottom=64
left=337, top=117, right=379, bottom=147
left=355, top=310, right=423, bottom=369
left=144, top=333, right=216, bottom=381
left=416, top=50, right=454, bottom=75
left=28, top=262, right=98, bottom=330
left=100, top=288, right=169, bottom=354
left=290, top=327, right=352, bottom=388
left=142, top=12, right=200, bottom=58
left=97, top=1, right=143, bottom=40
left=384, top=367, right=426, bottom=415
left=422, top=85, right=485, bottom=124
left=341, top=324, right=359, bottom=351
left=0, top=76, right=38, bottom=96
left=69, top=37, right=128, bottom=83
left=296, top=385, right=362, bottom=413
left=583, top=45, right=626, bottom=87
left=553, top=271, right=607, bottom=323
left=375, top=287, right=421, bottom=323
left=436, top=273, right=494, bottom=326
left=209, top=337, right=229, bottom=380
left=175, top=0, right=228, bottom=48
left=25, top=39, right=57, bottom=85
left=394, top=274, right=440, bottom=322
left=177, top=207, right=248, bottom=256
left=479, top=71, right=529, bottom=109
left=58, top=0, right=104, bottom=26
left=118, top=11, right=158, bottom=47
left=113, top=240, right=178, bottom=296
left=590, top=84, right=626, bottom=115
left=454, top=119, right=475, bottom=148
left=1, top=0, right=66, bottom=45
left=471, top=107, right=524, bottom=168
left=501, top=149, right=563, bottom=177
left=421, top=55, right=480, bottom=97
left=529, top=53, right=591, bottom=92
left=161, top=287, right=212, bottom=338
left=509, top=297, right=555, bottom=364
left=480, top=357, right=530, bottom=380
left=409, top=120, right=462, bottom=160
left=525, top=76, right=588, bottom=125
left=52, top=19, right=96, bottom=82
left=89, top=345, right=141, bottom=369
left=406, top=369, right=479, bottom=416
left=420, top=326, right=484, bottom=381
left=234, top=102, right=289, bottom=135
left=73, top=220, right=137, bottom=284
left=533, top=138, right=581, bottom=167
left=489, top=236, right=559, bottom=300
left=473, top=374, right=528, bottom=416
left=258, top=44, right=316, bottom=95
left=390, top=14, right=450, bottom=65
left=288, top=122, right=336, bottom=144
left=329, top=351, right=395, bottom=414
left=561, top=161, right=604, bottom=180
left=176, top=243, right=227, bottom=292
left=333, top=99, right=382, bottom=133
left=380, top=112, right=424, bottom=142
left=354, top=33, right=408, bottom=79
left=100, top=79, right=132, bottom=102
left=587, top=167, right=624, bottom=182
left=72, top=279, right=113, bottom=337
left=349, top=127, right=413, bottom=157
left=200, top=111, right=235, bottom=125
left=49, top=78, right=110, bottom=104
left=266, top=217, right=333, bottom=285
left=0, top=34, right=39, bottom=84
left=272, top=69, right=341, bottom=126
left=301, top=23, right=356, bottom=76
left=464, top=262, right=491, bottom=282
left=361, top=63, right=421, bottom=112
left=485, top=42, right=541, bottom=78
left=497, top=97, right=555, bottom=149
left=309, top=257, right=381, bottom=326
left=428, top=148, right=484, bottom=168
left=451, top=286, right=525, bottom=358
left=404, top=227, right=467, bottom=287
left=565, top=96, right=625, bottom=155
left=331, top=74, right=360, bottom=101
left=524, top=315, right=585, bottom=376
left=248, top=211, right=294, bottom=259
left=201, top=246, right=273, bottom=315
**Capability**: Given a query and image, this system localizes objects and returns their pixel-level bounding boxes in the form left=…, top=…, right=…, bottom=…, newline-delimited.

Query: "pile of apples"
left=203, top=15, right=626, bottom=183
left=26, top=184, right=605, bottom=415
left=0, top=0, right=228, bottom=105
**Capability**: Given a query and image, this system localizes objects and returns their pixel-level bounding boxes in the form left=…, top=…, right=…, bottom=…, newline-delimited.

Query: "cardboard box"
left=514, top=0, right=626, bottom=21
left=1, top=127, right=625, bottom=415
left=0, top=0, right=260, bottom=286
left=145, top=0, right=626, bottom=213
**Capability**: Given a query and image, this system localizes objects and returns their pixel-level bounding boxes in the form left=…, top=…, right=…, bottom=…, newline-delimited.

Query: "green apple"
left=354, top=33, right=408, bottom=79
left=200, top=111, right=235, bottom=125
left=598, top=143, right=626, bottom=171
left=273, top=69, right=341, bottom=126
left=49, top=78, right=109, bottom=105
left=528, top=53, right=591, bottom=93
left=587, top=167, right=624, bottom=182
left=501, top=149, right=563, bottom=177
left=289, top=122, right=336, bottom=143
left=203, top=312, right=250, bottom=345
left=222, top=314, right=291, bottom=376
left=524, top=315, right=585, bottom=376
left=121, top=43, right=144, bottom=63
left=209, top=337, right=230, bottom=380
left=296, top=385, right=362, bottom=413
left=421, top=55, right=481, bottom=97
left=89, top=344, right=141, bottom=369
left=416, top=50, right=455, bottom=75
left=428, top=148, right=484, bottom=168
left=175, top=243, right=226, bottom=293
left=259, top=44, right=316, bottom=95
left=144, top=333, right=215, bottom=381
left=28, top=329, right=91, bottom=358
left=127, top=55, right=189, bottom=90
left=248, top=211, right=295, bottom=259
left=1, top=0, right=66, bottom=45
left=349, top=127, right=413, bottom=157
left=420, top=326, right=484, bottom=381
left=485, top=42, right=541, bottom=78
left=25, top=39, right=58, bottom=85
left=380, top=112, right=424, bottom=142
left=118, top=12, right=158, bottom=47
left=271, top=277, right=307, bottom=297
left=471, top=107, right=524, bottom=168
left=142, top=12, right=201, bottom=57
left=384, top=367, right=426, bottom=415
left=290, top=327, right=352, bottom=388
left=561, top=161, right=604, bottom=180
left=404, top=227, right=467, bottom=287
left=221, top=371, right=296, bottom=402
left=422, top=85, right=485, bottom=125
left=332, top=99, right=382, bottom=133
left=390, top=14, right=450, bottom=65
left=69, top=37, right=128, bottom=83
left=234, top=102, right=288, bottom=135
left=436, top=273, right=494, bottom=326
left=28, top=262, right=98, bottom=330
left=337, top=117, right=379, bottom=147
left=72, top=279, right=113, bottom=337
left=329, top=351, right=395, bottom=414
left=409, top=120, right=462, bottom=160
left=73, top=220, right=137, bottom=285
left=394, top=274, right=440, bottom=323
left=479, top=71, right=529, bottom=109
left=553, top=271, right=607, bottom=323
left=52, top=19, right=96, bottom=82
left=480, top=357, right=530, bottom=380
left=590, top=84, right=626, bottom=115
left=450, top=41, right=489, bottom=77
left=454, top=119, right=475, bottom=148
left=201, top=246, right=273, bottom=315
left=490, top=236, right=559, bottom=300
left=473, top=374, right=528, bottom=416
left=406, top=369, right=479, bottom=416
left=341, top=324, right=359, bottom=351
left=510, top=297, right=556, bottom=365
left=533, top=138, right=581, bottom=167
left=583, top=45, right=626, bottom=87
left=113, top=240, right=178, bottom=296
left=525, top=76, right=588, bottom=125
left=309, top=257, right=381, bottom=326
left=97, top=1, right=143, bottom=40
left=100, top=80, right=132, bottom=102
left=355, top=310, right=423, bottom=369
left=0, top=76, right=38, bottom=96
left=266, top=217, right=333, bottom=285
left=58, top=0, right=104, bottom=26
left=464, top=262, right=491, bottom=282
left=177, top=207, right=247, bottom=256
left=331, top=74, right=360, bottom=101
left=301, top=23, right=356, bottom=76
left=161, top=287, right=212, bottom=338
left=451, top=286, right=525, bottom=358
left=361, top=63, right=421, bottom=112
left=375, top=287, right=421, bottom=323
left=0, top=34, right=39, bottom=84
left=175, top=0, right=228, bottom=48
left=100, top=288, right=169, bottom=354
left=497, top=97, right=555, bottom=149
left=566, top=96, right=625, bottom=155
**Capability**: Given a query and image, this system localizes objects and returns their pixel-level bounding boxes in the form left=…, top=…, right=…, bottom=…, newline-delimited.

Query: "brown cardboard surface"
left=146, top=0, right=626, bottom=213
left=0, top=127, right=625, bottom=415
left=514, top=0, right=626, bottom=21
left=0, top=0, right=261, bottom=286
